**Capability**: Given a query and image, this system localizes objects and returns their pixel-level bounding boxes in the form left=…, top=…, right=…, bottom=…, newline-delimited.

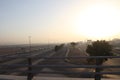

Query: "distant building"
left=112, top=38, right=120, bottom=44
left=87, top=40, right=92, bottom=45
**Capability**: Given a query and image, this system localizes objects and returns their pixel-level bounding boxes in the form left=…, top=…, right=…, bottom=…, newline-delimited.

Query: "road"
left=0, top=44, right=78, bottom=77
left=63, top=45, right=94, bottom=78
left=35, top=44, right=93, bottom=78
left=0, top=44, right=120, bottom=79
left=0, top=46, right=55, bottom=74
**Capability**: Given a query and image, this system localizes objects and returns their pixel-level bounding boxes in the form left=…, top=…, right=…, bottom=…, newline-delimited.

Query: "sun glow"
left=74, top=4, right=120, bottom=39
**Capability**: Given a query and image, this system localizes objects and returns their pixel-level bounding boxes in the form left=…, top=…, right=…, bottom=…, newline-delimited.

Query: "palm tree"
left=86, top=40, right=113, bottom=80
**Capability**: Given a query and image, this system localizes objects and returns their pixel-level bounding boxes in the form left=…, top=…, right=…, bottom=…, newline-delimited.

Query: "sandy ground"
left=103, top=58, right=120, bottom=78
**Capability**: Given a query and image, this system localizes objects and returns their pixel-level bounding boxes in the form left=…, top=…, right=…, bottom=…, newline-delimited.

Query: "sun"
left=74, top=4, right=120, bottom=39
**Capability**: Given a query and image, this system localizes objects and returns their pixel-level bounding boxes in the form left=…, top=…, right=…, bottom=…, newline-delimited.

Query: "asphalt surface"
left=0, top=44, right=120, bottom=79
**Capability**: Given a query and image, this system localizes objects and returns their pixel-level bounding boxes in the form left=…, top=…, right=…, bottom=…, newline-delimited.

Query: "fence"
left=0, top=55, right=120, bottom=80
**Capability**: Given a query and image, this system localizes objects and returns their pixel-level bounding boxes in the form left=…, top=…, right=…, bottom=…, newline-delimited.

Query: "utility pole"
left=29, top=36, right=31, bottom=52
left=27, top=36, right=33, bottom=80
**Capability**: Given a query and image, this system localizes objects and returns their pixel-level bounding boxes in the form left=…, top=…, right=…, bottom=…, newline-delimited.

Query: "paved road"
left=0, top=46, right=55, bottom=75
left=0, top=44, right=120, bottom=79
left=36, top=45, right=94, bottom=78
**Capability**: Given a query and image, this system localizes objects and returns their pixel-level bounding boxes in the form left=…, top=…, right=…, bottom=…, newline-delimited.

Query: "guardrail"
left=0, top=56, right=120, bottom=80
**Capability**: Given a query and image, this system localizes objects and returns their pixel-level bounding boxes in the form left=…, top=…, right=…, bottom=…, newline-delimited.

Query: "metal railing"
left=0, top=56, right=120, bottom=80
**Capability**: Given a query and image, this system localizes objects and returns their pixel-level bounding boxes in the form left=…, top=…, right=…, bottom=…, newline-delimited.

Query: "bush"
left=54, top=44, right=64, bottom=52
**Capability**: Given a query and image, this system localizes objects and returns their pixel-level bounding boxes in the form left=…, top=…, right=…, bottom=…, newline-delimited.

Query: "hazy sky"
left=0, top=0, right=120, bottom=45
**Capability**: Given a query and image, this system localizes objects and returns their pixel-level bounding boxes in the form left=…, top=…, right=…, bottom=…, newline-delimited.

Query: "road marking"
left=65, top=48, right=70, bottom=62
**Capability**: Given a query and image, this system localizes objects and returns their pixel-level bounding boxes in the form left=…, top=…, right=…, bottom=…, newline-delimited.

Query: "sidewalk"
left=0, top=75, right=119, bottom=80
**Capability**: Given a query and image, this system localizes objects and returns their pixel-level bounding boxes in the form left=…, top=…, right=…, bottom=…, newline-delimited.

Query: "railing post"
left=95, top=59, right=102, bottom=80
left=27, top=36, right=33, bottom=80
left=27, top=58, right=33, bottom=80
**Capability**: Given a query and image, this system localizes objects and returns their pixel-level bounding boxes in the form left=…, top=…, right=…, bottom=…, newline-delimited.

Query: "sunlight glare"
left=74, top=4, right=120, bottom=39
